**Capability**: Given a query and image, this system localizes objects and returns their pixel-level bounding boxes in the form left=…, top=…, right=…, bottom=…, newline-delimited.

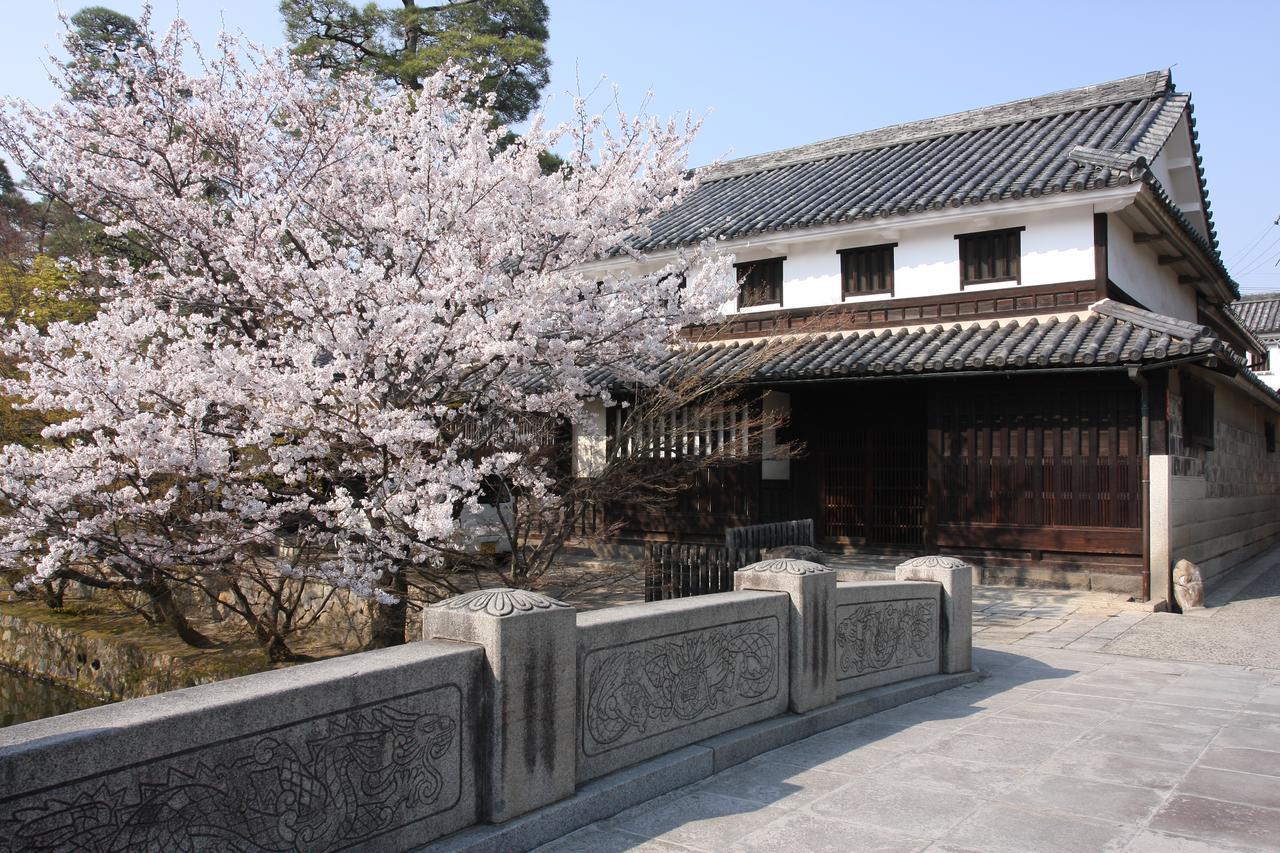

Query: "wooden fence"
left=725, top=518, right=815, bottom=552
left=644, top=519, right=816, bottom=602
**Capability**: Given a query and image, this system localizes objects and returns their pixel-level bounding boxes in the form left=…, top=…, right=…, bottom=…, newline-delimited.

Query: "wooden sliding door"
left=928, top=375, right=1142, bottom=555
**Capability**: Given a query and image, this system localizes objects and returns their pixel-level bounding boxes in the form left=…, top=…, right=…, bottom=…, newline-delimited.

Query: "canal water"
left=0, top=666, right=106, bottom=728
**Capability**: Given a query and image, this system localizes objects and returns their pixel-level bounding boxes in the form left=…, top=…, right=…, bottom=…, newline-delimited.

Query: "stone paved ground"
left=538, top=645, right=1280, bottom=852
left=1103, top=553, right=1280, bottom=669
left=536, top=549, right=1280, bottom=852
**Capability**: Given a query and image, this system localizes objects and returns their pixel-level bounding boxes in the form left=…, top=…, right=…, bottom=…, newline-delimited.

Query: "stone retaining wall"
left=0, top=605, right=258, bottom=700
left=0, top=556, right=974, bottom=852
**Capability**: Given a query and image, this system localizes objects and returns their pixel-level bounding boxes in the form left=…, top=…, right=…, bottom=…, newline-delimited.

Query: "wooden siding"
left=598, top=375, right=1144, bottom=565
left=697, top=279, right=1099, bottom=340
left=928, top=375, right=1143, bottom=550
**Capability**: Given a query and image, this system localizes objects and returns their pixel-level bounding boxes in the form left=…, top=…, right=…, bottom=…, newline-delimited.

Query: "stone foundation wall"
left=1168, top=370, right=1280, bottom=583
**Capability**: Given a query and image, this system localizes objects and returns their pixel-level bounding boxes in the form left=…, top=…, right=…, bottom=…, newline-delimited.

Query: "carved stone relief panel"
left=0, top=685, right=464, bottom=853
left=835, top=598, right=938, bottom=680
left=581, top=616, right=781, bottom=758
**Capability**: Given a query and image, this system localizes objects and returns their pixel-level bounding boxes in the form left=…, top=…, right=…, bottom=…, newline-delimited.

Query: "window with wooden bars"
left=957, top=227, right=1023, bottom=286
left=839, top=243, right=895, bottom=297
left=1182, top=376, right=1215, bottom=450
left=606, top=402, right=751, bottom=460
left=735, top=257, right=784, bottom=309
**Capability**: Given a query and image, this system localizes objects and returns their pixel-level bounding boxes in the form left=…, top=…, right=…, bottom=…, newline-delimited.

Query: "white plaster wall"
left=761, top=390, right=790, bottom=480
left=573, top=400, right=608, bottom=477
left=1168, top=371, right=1280, bottom=583
left=1255, top=342, right=1280, bottom=390
left=1149, top=454, right=1172, bottom=607
left=722, top=205, right=1097, bottom=315
left=1107, top=216, right=1199, bottom=321
left=1148, top=110, right=1210, bottom=241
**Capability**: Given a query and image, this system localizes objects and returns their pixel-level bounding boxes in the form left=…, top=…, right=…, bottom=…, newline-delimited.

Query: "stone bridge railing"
left=0, top=556, right=975, bottom=852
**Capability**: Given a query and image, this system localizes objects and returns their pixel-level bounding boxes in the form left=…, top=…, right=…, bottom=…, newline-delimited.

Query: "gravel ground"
left=1103, top=555, right=1280, bottom=669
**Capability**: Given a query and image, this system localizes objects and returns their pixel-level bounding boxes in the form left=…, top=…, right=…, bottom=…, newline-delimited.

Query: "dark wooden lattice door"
left=813, top=387, right=926, bottom=546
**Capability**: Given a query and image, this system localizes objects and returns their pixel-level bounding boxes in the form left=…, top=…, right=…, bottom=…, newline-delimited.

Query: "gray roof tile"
left=590, top=300, right=1225, bottom=388
left=1231, top=293, right=1280, bottom=337
left=635, top=71, right=1224, bottom=285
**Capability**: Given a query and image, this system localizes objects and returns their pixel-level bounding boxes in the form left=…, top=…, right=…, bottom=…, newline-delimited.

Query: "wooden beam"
left=1157, top=254, right=1187, bottom=265
left=1133, top=232, right=1163, bottom=244
left=934, top=523, right=1142, bottom=556
left=1179, top=274, right=1207, bottom=285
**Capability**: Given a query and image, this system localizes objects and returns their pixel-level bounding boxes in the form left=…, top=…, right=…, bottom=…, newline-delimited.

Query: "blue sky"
left=5, top=1, right=1278, bottom=293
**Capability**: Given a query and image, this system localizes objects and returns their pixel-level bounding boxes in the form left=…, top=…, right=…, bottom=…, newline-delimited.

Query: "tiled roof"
left=1231, top=293, right=1280, bottom=338
left=585, top=300, right=1225, bottom=388
left=636, top=71, right=1222, bottom=274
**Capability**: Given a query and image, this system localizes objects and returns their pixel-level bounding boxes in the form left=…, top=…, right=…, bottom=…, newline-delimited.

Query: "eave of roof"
left=583, top=300, right=1221, bottom=387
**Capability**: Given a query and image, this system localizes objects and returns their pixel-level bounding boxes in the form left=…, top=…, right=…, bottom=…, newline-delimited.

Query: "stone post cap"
left=430, top=588, right=571, bottom=618
left=737, top=558, right=833, bottom=576
left=895, top=555, right=974, bottom=572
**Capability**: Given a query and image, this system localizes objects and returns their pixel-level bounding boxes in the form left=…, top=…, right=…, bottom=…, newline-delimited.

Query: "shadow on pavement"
left=540, top=648, right=1081, bottom=851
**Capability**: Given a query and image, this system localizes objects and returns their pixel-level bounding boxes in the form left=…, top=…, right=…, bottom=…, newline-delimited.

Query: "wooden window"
left=607, top=400, right=750, bottom=460
left=736, top=257, right=784, bottom=309
left=957, top=227, right=1023, bottom=286
left=1266, top=421, right=1276, bottom=454
left=839, top=243, right=896, bottom=297
left=1182, top=376, right=1215, bottom=450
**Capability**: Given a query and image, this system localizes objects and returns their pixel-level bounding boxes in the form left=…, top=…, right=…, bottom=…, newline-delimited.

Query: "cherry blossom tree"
left=0, top=13, right=732, bottom=656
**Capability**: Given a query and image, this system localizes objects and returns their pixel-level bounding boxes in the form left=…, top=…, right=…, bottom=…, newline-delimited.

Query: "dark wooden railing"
left=724, top=518, right=815, bottom=552
left=642, top=543, right=753, bottom=602
left=644, top=519, right=816, bottom=602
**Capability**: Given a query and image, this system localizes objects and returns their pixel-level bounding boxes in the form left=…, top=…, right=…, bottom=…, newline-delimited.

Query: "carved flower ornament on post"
left=432, top=588, right=570, bottom=618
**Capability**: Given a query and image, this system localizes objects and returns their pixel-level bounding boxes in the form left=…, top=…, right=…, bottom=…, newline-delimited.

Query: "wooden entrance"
left=807, top=386, right=927, bottom=547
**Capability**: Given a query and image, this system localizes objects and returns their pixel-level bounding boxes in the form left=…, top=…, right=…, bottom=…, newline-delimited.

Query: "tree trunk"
left=365, top=569, right=407, bottom=649
left=225, top=582, right=308, bottom=663
left=143, top=579, right=219, bottom=648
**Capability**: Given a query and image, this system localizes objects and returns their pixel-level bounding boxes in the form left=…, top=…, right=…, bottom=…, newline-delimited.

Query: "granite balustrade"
left=0, top=556, right=975, bottom=852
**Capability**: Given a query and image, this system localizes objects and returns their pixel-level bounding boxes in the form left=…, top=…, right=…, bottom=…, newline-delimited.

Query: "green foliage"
left=0, top=158, right=14, bottom=196
left=280, top=0, right=550, bottom=126
left=0, top=254, right=97, bottom=449
left=0, top=255, right=96, bottom=328
left=70, top=6, right=142, bottom=56
left=67, top=6, right=143, bottom=99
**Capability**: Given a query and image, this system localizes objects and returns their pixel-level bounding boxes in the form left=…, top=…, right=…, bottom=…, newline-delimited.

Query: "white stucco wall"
left=760, top=390, right=790, bottom=480
left=1255, top=342, right=1280, bottom=390
left=1107, top=216, right=1199, bottom=321
left=1148, top=110, right=1210, bottom=242
left=573, top=400, right=608, bottom=477
left=723, top=204, right=1097, bottom=315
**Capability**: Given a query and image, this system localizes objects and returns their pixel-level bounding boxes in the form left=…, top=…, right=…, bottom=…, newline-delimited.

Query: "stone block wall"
left=1168, top=370, right=1280, bottom=583
left=1, top=557, right=974, bottom=852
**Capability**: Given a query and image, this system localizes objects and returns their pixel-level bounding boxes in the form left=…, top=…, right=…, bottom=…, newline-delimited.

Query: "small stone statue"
left=759, top=544, right=826, bottom=564
left=1173, top=558, right=1205, bottom=611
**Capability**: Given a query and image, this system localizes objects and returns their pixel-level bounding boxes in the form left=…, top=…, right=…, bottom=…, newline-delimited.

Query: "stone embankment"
left=0, top=596, right=267, bottom=701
